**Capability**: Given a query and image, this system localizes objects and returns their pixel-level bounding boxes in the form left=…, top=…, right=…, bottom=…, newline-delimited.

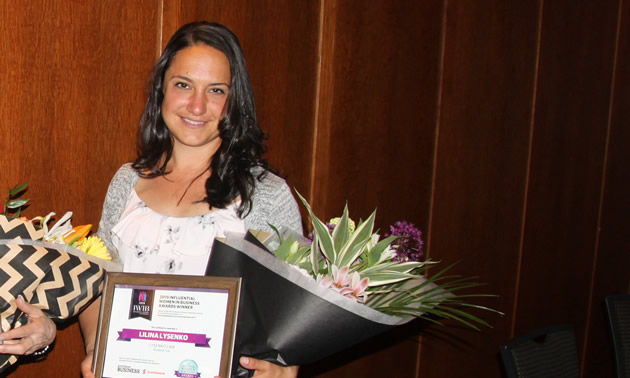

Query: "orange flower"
left=63, top=224, right=92, bottom=246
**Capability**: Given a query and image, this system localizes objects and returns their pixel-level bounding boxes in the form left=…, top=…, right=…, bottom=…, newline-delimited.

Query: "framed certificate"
left=93, top=272, right=241, bottom=378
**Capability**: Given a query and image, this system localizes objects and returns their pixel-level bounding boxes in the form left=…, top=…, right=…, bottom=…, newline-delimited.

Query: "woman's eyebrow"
left=168, top=74, right=192, bottom=82
left=208, top=82, right=231, bottom=88
left=168, top=74, right=230, bottom=87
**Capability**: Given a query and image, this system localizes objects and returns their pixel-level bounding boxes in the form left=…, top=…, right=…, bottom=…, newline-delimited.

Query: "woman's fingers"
left=0, top=296, right=56, bottom=355
left=239, top=356, right=298, bottom=378
left=17, top=296, right=56, bottom=349
left=0, top=334, right=34, bottom=355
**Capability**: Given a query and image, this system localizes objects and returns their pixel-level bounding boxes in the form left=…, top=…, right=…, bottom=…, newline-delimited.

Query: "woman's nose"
left=186, top=91, right=207, bottom=115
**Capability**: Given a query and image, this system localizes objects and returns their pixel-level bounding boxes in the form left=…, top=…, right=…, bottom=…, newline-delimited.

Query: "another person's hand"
left=0, top=296, right=56, bottom=356
left=240, top=356, right=298, bottom=378
left=80, top=349, right=95, bottom=378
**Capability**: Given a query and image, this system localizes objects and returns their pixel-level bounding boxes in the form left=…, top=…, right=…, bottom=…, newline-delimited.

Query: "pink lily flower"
left=318, top=265, right=369, bottom=303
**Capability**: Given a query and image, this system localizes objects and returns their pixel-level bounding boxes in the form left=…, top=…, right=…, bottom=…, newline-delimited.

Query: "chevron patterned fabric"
left=0, top=215, right=105, bottom=371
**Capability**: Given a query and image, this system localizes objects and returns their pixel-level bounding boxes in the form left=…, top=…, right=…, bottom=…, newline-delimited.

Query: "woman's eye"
left=209, top=87, right=226, bottom=95
left=175, top=82, right=190, bottom=89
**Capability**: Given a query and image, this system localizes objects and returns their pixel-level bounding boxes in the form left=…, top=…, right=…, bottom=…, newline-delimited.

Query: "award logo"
left=129, top=288, right=155, bottom=320
left=174, top=360, right=200, bottom=378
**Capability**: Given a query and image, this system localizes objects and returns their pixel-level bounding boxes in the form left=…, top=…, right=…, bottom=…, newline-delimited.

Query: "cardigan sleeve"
left=243, top=171, right=303, bottom=235
left=96, top=163, right=138, bottom=258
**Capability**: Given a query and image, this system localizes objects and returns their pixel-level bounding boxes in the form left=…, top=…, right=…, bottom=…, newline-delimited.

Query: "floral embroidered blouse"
left=111, top=189, right=245, bottom=276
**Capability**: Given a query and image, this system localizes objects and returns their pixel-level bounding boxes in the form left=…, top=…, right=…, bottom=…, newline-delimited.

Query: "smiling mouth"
left=182, top=117, right=206, bottom=126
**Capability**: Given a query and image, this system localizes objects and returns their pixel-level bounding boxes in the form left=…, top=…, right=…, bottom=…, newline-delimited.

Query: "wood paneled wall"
left=1, top=1, right=628, bottom=377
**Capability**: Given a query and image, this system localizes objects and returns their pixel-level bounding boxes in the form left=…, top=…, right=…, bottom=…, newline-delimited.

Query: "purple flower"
left=385, top=221, right=424, bottom=262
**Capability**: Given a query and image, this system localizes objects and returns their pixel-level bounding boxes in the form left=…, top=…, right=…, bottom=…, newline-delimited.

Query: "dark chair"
left=499, top=324, right=579, bottom=378
left=605, top=294, right=630, bottom=378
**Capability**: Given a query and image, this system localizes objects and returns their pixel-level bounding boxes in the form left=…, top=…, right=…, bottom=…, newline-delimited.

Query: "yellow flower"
left=79, top=236, right=111, bottom=261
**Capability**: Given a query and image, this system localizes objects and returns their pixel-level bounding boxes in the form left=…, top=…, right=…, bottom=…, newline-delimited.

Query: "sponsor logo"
left=117, top=365, right=141, bottom=374
left=143, top=368, right=165, bottom=375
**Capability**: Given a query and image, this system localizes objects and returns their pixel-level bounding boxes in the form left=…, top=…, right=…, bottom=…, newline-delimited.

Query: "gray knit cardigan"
left=96, top=163, right=303, bottom=255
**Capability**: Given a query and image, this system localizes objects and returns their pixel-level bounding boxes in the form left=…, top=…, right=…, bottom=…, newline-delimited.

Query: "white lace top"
left=111, top=190, right=245, bottom=276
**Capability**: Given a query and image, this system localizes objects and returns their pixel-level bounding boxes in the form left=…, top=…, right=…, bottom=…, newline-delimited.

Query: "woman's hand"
left=80, top=349, right=95, bottom=378
left=240, top=357, right=298, bottom=378
left=0, top=296, right=56, bottom=355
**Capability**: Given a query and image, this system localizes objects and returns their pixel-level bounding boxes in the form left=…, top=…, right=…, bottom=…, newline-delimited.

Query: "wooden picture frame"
left=93, top=272, right=241, bottom=378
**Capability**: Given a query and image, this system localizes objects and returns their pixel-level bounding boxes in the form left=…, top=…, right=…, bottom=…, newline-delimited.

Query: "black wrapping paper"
left=0, top=215, right=114, bottom=371
left=206, top=233, right=411, bottom=378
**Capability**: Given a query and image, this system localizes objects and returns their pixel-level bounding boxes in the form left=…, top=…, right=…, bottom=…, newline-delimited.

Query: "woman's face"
left=161, top=44, right=231, bottom=153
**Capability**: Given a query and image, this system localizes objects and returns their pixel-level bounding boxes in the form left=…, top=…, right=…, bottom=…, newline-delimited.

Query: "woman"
left=79, top=22, right=301, bottom=378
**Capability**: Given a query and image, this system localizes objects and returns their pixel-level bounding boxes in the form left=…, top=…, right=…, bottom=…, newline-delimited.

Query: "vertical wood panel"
left=422, top=1, right=540, bottom=377
left=583, top=1, right=630, bottom=376
left=0, top=1, right=158, bottom=376
left=312, top=0, right=441, bottom=230
left=164, top=0, right=321, bottom=204
left=308, top=0, right=443, bottom=377
left=516, top=1, right=620, bottom=370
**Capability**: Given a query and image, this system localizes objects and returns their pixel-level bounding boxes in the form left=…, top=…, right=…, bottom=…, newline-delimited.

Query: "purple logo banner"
left=174, top=373, right=201, bottom=378
left=117, top=328, right=211, bottom=347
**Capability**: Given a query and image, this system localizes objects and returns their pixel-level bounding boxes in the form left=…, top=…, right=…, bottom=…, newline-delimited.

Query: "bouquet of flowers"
left=268, top=192, right=496, bottom=325
left=0, top=183, right=119, bottom=371
left=30, top=210, right=117, bottom=269
left=208, top=192, right=499, bottom=377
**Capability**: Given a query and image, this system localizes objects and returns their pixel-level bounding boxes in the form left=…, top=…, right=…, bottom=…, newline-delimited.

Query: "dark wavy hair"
left=132, top=21, right=268, bottom=216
